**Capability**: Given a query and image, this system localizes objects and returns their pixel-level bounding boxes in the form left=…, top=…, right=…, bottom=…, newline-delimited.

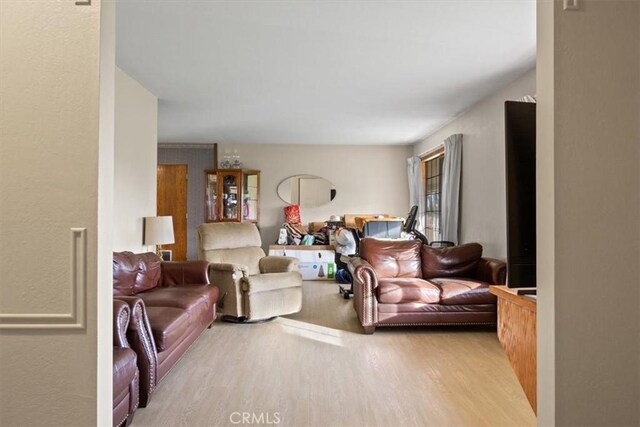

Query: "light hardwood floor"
left=132, top=281, right=536, bottom=427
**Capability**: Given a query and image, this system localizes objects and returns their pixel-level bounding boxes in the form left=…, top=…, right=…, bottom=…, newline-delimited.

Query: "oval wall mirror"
left=277, top=175, right=336, bottom=208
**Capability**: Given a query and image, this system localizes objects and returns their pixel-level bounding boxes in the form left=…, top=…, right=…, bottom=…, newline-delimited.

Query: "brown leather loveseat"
left=348, top=239, right=506, bottom=334
left=113, top=252, right=219, bottom=406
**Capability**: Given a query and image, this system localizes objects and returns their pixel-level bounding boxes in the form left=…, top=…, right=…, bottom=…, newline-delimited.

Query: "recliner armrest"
left=242, top=271, right=303, bottom=294
left=208, top=262, right=249, bottom=277
left=259, top=256, right=299, bottom=274
left=475, top=257, right=507, bottom=285
left=206, top=263, right=246, bottom=318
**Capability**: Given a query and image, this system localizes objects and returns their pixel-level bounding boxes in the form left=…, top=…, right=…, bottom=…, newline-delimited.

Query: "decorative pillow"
left=421, top=243, right=483, bottom=279
left=284, top=204, right=301, bottom=224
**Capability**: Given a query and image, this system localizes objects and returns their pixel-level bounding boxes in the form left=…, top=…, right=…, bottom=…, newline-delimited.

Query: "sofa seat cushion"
left=137, top=287, right=212, bottom=312
left=183, top=284, right=219, bottom=306
left=113, top=347, right=137, bottom=398
left=158, top=284, right=219, bottom=307
left=378, top=302, right=496, bottom=313
left=430, top=278, right=496, bottom=305
left=144, top=306, right=191, bottom=352
left=377, top=278, right=440, bottom=304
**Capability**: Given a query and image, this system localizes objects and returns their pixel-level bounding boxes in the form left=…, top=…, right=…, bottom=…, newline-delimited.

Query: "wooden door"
left=157, top=164, right=188, bottom=260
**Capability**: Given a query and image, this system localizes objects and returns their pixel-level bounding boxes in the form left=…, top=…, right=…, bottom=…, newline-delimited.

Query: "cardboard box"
left=308, top=222, right=327, bottom=233
left=268, top=245, right=336, bottom=280
left=298, top=262, right=335, bottom=280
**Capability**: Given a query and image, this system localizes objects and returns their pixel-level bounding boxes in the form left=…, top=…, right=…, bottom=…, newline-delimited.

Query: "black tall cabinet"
left=505, top=101, right=537, bottom=287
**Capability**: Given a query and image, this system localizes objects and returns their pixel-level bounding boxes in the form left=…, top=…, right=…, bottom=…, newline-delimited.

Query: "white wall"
left=114, top=67, right=158, bottom=252
left=218, top=144, right=413, bottom=250
left=537, top=0, right=640, bottom=425
left=0, top=1, right=105, bottom=425
left=413, top=69, right=536, bottom=258
left=97, top=1, right=116, bottom=424
left=536, top=0, right=555, bottom=422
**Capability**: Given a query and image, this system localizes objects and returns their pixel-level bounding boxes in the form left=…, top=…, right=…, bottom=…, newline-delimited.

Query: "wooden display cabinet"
left=205, top=169, right=260, bottom=223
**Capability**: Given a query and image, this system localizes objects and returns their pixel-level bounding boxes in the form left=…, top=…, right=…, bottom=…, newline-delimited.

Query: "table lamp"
left=144, top=216, right=175, bottom=257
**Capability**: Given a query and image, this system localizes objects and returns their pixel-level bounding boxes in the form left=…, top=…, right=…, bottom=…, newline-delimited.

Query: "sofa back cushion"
left=360, top=238, right=422, bottom=279
left=113, top=251, right=162, bottom=295
left=133, top=252, right=162, bottom=293
left=197, top=222, right=265, bottom=275
left=421, top=243, right=483, bottom=279
left=113, top=251, right=137, bottom=296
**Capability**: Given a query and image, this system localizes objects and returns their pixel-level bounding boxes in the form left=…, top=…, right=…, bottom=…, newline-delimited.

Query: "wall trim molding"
left=158, top=143, right=216, bottom=149
left=0, top=228, right=87, bottom=329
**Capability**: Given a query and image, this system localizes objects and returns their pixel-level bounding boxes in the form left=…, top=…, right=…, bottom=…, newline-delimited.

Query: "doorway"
left=157, top=164, right=188, bottom=261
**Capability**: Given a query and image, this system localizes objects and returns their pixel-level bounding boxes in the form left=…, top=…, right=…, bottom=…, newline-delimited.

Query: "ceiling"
left=116, top=1, right=536, bottom=145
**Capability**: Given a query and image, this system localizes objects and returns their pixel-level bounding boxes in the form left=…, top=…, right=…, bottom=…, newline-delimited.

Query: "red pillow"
left=284, top=204, right=301, bottom=224
left=421, top=243, right=483, bottom=279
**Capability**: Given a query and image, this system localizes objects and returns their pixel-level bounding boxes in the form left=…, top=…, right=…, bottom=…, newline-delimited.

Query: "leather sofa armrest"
left=347, top=257, right=378, bottom=334
left=348, top=257, right=379, bottom=290
left=113, top=299, right=130, bottom=347
left=161, top=260, right=209, bottom=287
left=259, top=256, right=299, bottom=274
left=475, top=257, right=507, bottom=285
left=114, top=296, right=158, bottom=408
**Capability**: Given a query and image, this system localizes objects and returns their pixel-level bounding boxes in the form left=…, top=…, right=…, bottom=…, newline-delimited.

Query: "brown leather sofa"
left=113, top=299, right=139, bottom=427
left=348, top=239, right=506, bottom=334
left=113, top=252, right=219, bottom=407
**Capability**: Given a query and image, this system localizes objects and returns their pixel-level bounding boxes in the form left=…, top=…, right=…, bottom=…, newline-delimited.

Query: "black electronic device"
left=505, top=101, right=537, bottom=287
left=403, top=205, right=418, bottom=233
left=403, top=205, right=429, bottom=245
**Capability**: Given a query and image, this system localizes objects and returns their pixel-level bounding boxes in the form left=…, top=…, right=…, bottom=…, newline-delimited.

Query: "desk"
left=490, top=286, right=537, bottom=413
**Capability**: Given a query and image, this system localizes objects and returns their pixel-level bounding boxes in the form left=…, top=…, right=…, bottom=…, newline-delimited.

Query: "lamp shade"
left=144, top=216, right=175, bottom=245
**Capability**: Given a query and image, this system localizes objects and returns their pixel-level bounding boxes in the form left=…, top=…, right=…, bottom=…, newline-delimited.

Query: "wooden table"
left=490, top=285, right=537, bottom=414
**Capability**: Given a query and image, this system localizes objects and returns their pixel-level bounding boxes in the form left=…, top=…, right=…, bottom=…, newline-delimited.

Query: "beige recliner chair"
left=196, top=222, right=303, bottom=322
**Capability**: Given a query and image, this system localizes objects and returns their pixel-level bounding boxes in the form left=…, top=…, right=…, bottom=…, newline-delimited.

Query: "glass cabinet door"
left=243, top=172, right=259, bottom=222
left=221, top=172, right=240, bottom=221
left=205, top=169, right=259, bottom=223
left=205, top=171, right=218, bottom=222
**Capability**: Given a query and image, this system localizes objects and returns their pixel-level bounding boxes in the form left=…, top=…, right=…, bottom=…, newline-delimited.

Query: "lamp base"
left=156, top=246, right=172, bottom=261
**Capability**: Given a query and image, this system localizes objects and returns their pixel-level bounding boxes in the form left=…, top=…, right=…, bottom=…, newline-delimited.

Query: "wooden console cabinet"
left=490, top=285, right=537, bottom=414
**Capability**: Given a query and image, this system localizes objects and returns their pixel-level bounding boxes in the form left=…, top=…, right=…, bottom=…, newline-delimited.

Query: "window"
left=421, top=149, right=444, bottom=243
